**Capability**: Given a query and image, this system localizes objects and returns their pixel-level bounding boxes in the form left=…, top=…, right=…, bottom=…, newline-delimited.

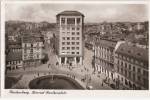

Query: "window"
left=129, top=72, right=131, bottom=78
left=121, top=68, right=123, bottom=73
left=77, top=32, right=80, bottom=35
left=76, top=47, right=79, bottom=50
left=61, top=18, right=65, bottom=24
left=138, top=76, right=141, bottom=81
left=125, top=70, right=127, bottom=77
left=77, top=18, right=80, bottom=24
left=72, top=37, right=75, bottom=40
left=72, top=52, right=75, bottom=54
left=138, top=68, right=141, bottom=74
left=76, top=37, right=80, bottom=40
left=76, top=52, right=79, bottom=54
left=62, top=37, right=65, bottom=40
left=76, top=42, right=79, bottom=45
left=72, top=32, right=75, bottom=35
left=62, top=47, right=65, bottom=50
left=129, top=64, right=131, bottom=70
left=133, top=73, right=135, bottom=81
left=67, top=18, right=75, bottom=24
left=133, top=66, right=135, bottom=71
left=72, top=42, right=75, bottom=45
left=125, top=63, right=127, bottom=69
left=67, top=42, right=70, bottom=45
left=67, top=37, right=70, bottom=40
left=62, top=42, right=65, bottom=45
left=77, top=27, right=80, bottom=30
left=67, top=47, right=70, bottom=50
left=143, top=70, right=148, bottom=76
left=72, top=47, right=75, bottom=50
left=67, top=32, right=70, bottom=34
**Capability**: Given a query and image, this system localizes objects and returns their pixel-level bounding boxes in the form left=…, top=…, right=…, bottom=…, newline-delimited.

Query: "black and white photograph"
left=2, top=1, right=149, bottom=92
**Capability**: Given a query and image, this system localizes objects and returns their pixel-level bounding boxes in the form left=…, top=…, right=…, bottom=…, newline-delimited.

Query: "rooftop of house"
left=115, top=42, right=148, bottom=63
left=22, top=33, right=43, bottom=43
left=56, top=10, right=84, bottom=17
left=6, top=50, right=22, bottom=61
left=95, top=39, right=117, bottom=50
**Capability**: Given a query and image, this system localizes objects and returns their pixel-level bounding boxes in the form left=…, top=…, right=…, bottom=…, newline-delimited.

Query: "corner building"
left=56, top=11, right=84, bottom=66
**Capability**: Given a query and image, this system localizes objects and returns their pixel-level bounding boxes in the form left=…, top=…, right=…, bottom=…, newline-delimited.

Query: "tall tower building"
left=56, top=11, right=84, bottom=66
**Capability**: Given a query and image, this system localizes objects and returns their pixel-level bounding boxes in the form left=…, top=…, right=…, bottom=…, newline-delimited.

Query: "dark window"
left=72, top=42, right=75, bottom=45
left=67, top=37, right=70, bottom=40
left=61, top=18, right=65, bottom=24
left=72, top=32, right=75, bottom=35
left=77, top=18, right=80, bottom=24
left=77, top=27, right=80, bottom=30
left=138, top=68, right=141, bottom=74
left=62, top=37, right=65, bottom=40
left=72, top=37, right=75, bottom=40
left=76, top=52, right=79, bottom=54
left=72, top=52, right=75, bottom=54
left=67, top=47, right=70, bottom=50
left=72, top=47, right=75, bottom=50
left=77, top=32, right=80, bottom=35
left=129, top=64, right=131, bottom=70
left=76, top=47, right=79, bottom=50
left=76, top=42, right=79, bottom=45
left=62, top=42, right=65, bottom=45
left=67, top=18, right=75, bottom=24
left=67, top=42, right=70, bottom=45
left=133, top=66, right=135, bottom=71
left=62, top=47, right=65, bottom=50
left=76, top=37, right=80, bottom=40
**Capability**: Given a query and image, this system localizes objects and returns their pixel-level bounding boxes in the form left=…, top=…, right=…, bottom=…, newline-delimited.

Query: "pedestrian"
left=101, top=81, right=103, bottom=86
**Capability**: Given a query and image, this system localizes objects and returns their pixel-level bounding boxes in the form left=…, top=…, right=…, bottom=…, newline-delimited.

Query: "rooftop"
left=56, top=10, right=84, bottom=17
left=6, top=50, right=22, bottom=61
left=115, top=42, right=148, bottom=63
left=22, top=34, right=43, bottom=43
left=95, top=39, right=117, bottom=49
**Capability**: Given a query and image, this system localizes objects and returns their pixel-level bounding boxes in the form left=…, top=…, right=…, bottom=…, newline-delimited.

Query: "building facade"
left=22, top=34, right=44, bottom=67
left=56, top=11, right=84, bottom=66
left=94, top=39, right=117, bottom=80
left=114, top=42, right=149, bottom=90
left=6, top=50, right=23, bottom=70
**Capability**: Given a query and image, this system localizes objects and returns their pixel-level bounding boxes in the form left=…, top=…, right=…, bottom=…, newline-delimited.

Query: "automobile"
left=86, top=85, right=93, bottom=90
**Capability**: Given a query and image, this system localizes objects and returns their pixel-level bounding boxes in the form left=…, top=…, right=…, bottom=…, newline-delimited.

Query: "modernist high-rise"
left=56, top=11, right=84, bottom=66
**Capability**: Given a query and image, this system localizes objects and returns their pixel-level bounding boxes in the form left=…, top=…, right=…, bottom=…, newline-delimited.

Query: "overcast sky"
left=5, top=3, right=148, bottom=23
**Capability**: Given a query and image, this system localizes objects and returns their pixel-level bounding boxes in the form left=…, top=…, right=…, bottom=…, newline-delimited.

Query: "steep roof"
left=6, top=50, right=22, bottom=61
left=56, top=10, right=84, bottom=17
left=115, top=42, right=148, bottom=63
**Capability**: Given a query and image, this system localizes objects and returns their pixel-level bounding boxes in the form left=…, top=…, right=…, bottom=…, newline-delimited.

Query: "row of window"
left=61, top=18, right=81, bottom=25
left=7, top=61, right=21, bottom=64
left=117, top=59, right=147, bottom=76
left=61, top=27, right=80, bottom=31
left=62, top=32, right=80, bottom=35
left=116, top=53, right=145, bottom=67
left=62, top=41, right=80, bottom=45
left=61, top=51, right=80, bottom=55
left=62, top=46, right=80, bottom=50
left=62, top=37, right=80, bottom=42
left=24, top=43, right=41, bottom=47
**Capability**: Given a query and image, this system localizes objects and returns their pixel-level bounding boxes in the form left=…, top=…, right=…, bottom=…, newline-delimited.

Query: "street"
left=7, top=43, right=112, bottom=90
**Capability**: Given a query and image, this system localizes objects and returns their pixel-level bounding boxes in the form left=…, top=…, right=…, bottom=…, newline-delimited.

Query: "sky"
left=5, top=3, right=149, bottom=23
